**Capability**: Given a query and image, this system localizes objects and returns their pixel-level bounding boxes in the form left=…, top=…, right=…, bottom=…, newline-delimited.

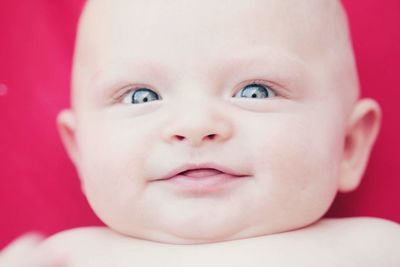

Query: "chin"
left=139, top=221, right=245, bottom=245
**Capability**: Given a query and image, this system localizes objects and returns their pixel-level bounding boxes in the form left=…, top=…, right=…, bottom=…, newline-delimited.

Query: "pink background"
left=0, top=0, right=399, bottom=249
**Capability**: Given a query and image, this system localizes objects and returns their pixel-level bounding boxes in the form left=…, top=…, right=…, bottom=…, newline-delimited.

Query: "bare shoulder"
left=38, top=227, right=190, bottom=267
left=39, top=226, right=146, bottom=265
left=313, top=217, right=400, bottom=266
left=41, top=226, right=118, bottom=248
left=40, top=226, right=168, bottom=252
left=39, top=227, right=110, bottom=260
left=316, top=216, right=400, bottom=240
left=318, top=216, right=400, bottom=228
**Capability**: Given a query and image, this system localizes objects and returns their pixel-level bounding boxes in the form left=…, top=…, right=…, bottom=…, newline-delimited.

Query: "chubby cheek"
left=75, top=116, right=155, bottom=223
left=249, top=112, right=343, bottom=221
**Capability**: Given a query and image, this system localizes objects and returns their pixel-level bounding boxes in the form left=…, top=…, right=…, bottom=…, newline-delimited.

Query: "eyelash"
left=114, top=84, right=157, bottom=103
left=114, top=79, right=280, bottom=103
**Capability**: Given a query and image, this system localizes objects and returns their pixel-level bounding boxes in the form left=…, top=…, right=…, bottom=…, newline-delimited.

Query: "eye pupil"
left=251, top=93, right=257, bottom=98
left=143, top=97, right=148, bottom=102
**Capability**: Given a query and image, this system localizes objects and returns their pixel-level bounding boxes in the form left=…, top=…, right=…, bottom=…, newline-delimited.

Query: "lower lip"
left=159, top=173, right=246, bottom=194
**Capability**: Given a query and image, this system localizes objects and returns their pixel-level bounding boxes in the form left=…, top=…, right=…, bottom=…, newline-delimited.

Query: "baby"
left=2, top=0, right=400, bottom=266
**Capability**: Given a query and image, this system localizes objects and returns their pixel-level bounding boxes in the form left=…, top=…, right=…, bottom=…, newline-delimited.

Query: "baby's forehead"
left=78, top=0, right=346, bottom=61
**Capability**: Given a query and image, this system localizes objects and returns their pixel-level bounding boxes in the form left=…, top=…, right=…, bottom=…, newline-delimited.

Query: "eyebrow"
left=89, top=46, right=310, bottom=96
left=215, top=46, right=309, bottom=87
left=89, top=59, right=167, bottom=84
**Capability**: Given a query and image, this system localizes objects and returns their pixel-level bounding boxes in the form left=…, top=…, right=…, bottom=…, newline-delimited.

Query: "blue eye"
left=234, top=83, right=276, bottom=99
left=122, top=88, right=161, bottom=104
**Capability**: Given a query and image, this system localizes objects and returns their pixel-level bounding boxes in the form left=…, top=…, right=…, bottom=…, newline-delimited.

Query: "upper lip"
left=155, top=163, right=249, bottom=181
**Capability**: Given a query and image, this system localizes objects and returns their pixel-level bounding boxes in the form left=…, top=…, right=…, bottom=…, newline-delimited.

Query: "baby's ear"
left=339, top=99, right=381, bottom=192
left=57, top=109, right=79, bottom=167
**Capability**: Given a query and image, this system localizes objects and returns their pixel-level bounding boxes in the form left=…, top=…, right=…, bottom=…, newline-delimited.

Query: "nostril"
left=174, top=135, right=185, bottom=141
left=172, top=134, right=217, bottom=142
left=207, top=134, right=217, bottom=140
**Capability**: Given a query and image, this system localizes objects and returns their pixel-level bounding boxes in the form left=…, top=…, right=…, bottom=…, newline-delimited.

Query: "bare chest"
left=60, top=234, right=354, bottom=267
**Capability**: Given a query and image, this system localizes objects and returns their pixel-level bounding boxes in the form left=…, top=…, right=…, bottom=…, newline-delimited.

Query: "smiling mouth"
left=178, top=168, right=224, bottom=178
left=157, top=168, right=248, bottom=194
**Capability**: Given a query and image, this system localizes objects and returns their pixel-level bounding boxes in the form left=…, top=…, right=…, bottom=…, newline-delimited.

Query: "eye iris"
left=241, top=84, right=269, bottom=98
left=132, top=89, right=159, bottom=104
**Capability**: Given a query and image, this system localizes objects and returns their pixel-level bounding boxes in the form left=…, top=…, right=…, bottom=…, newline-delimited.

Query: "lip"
left=155, top=163, right=249, bottom=181
left=152, top=163, right=249, bottom=194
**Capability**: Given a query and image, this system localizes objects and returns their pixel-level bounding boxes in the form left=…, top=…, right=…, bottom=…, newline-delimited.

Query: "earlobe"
left=57, top=109, right=79, bottom=167
left=339, top=99, right=382, bottom=192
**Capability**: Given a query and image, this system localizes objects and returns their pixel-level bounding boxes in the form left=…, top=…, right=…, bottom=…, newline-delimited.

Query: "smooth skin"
left=60, top=0, right=381, bottom=244
left=2, top=0, right=399, bottom=266
left=2, top=217, right=400, bottom=266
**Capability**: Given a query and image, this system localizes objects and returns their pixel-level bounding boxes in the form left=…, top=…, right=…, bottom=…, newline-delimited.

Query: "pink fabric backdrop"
left=1, top=0, right=399, bottom=249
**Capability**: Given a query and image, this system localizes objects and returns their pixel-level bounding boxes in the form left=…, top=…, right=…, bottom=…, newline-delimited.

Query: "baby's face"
left=67, top=0, right=360, bottom=244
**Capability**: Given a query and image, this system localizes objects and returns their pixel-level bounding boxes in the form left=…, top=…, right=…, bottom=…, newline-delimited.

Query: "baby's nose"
left=161, top=105, right=233, bottom=147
